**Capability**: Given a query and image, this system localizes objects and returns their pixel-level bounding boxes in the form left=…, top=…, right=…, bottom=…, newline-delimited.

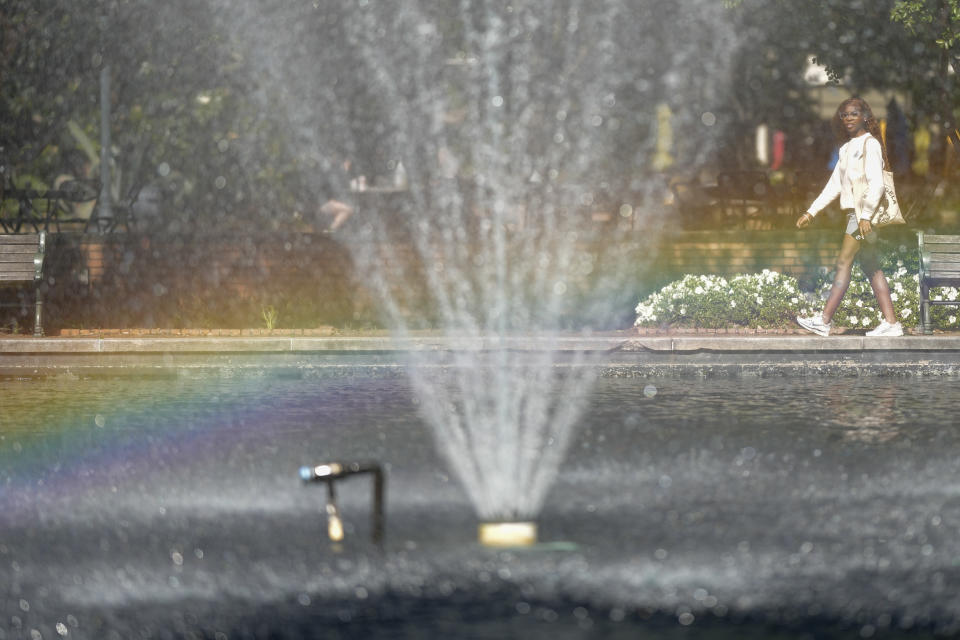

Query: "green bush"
left=819, top=262, right=919, bottom=329
left=635, top=261, right=960, bottom=332
left=634, top=270, right=817, bottom=329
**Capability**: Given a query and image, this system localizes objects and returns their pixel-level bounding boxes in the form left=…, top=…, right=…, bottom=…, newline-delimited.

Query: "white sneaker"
left=797, top=315, right=831, bottom=337
left=865, top=320, right=903, bottom=337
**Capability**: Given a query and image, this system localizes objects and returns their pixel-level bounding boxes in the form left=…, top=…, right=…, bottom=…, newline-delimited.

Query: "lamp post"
left=93, top=8, right=113, bottom=233
left=97, top=61, right=112, bottom=231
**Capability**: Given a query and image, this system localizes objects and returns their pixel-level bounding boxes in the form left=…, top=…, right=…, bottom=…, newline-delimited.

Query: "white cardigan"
left=807, top=134, right=884, bottom=221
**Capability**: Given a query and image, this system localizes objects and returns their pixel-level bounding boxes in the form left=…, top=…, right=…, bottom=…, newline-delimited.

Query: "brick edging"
left=55, top=327, right=340, bottom=337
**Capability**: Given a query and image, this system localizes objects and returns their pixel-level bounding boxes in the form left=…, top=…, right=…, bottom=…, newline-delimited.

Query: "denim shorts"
left=844, top=210, right=860, bottom=236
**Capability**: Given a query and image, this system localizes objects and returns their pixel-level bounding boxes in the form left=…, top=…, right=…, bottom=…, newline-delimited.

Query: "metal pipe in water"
left=300, top=461, right=384, bottom=544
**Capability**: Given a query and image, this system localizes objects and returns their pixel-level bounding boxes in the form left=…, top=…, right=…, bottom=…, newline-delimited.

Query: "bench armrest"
left=33, top=231, right=45, bottom=281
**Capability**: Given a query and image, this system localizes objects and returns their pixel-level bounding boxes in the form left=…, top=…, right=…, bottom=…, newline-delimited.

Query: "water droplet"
left=643, top=384, right=657, bottom=398
left=94, top=414, right=105, bottom=428
left=701, top=111, right=717, bottom=126
left=491, top=95, right=504, bottom=107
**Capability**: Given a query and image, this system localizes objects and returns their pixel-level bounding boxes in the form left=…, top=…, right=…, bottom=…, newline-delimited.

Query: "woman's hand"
left=858, top=218, right=873, bottom=237
left=796, top=213, right=813, bottom=229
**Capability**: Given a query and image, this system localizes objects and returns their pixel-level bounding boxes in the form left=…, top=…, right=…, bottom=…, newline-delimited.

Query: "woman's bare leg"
left=866, top=270, right=898, bottom=323
left=821, top=234, right=861, bottom=324
left=859, top=242, right=898, bottom=324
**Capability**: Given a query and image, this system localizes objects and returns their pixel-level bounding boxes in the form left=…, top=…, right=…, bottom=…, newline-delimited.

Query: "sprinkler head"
left=300, top=461, right=386, bottom=545
left=300, top=463, right=344, bottom=480
left=478, top=521, right=537, bottom=547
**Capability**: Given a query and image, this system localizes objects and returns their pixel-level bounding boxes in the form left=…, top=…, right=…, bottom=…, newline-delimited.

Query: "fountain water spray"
left=211, top=0, right=738, bottom=536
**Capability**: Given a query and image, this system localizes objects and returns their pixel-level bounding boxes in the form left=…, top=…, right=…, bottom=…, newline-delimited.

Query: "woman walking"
left=796, top=97, right=903, bottom=337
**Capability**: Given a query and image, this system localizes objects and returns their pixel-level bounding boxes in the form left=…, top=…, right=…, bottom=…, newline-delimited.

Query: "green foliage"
left=822, top=259, right=960, bottom=330
left=634, top=271, right=817, bottom=329
left=0, top=0, right=307, bottom=227
left=636, top=260, right=960, bottom=332
left=726, top=0, right=959, bottom=165
left=927, top=285, right=960, bottom=328
left=821, top=261, right=915, bottom=328
left=892, top=0, right=960, bottom=50
left=261, top=305, right=278, bottom=331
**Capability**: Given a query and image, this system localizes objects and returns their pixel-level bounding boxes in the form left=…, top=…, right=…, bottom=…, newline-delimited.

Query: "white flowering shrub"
left=879, top=250, right=960, bottom=330
left=634, top=274, right=729, bottom=328
left=929, top=286, right=960, bottom=329
left=728, top=270, right=814, bottom=327
left=820, top=258, right=959, bottom=330
left=636, top=252, right=960, bottom=331
left=821, top=262, right=917, bottom=328
left=635, top=270, right=816, bottom=329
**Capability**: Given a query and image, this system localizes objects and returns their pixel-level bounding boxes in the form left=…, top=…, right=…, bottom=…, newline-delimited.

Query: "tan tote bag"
left=859, top=136, right=905, bottom=229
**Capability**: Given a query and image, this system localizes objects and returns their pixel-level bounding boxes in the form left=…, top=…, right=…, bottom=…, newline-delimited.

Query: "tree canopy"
left=1, top=0, right=958, bottom=231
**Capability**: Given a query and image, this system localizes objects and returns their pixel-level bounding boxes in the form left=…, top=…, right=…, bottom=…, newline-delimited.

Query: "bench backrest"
left=918, top=232, right=960, bottom=281
left=0, top=233, right=45, bottom=284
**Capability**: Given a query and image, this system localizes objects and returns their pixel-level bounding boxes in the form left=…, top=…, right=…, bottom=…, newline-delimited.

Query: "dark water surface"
left=2, top=370, right=960, bottom=639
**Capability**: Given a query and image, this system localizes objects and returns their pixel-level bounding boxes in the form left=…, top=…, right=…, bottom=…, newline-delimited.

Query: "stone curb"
left=3, top=333, right=960, bottom=354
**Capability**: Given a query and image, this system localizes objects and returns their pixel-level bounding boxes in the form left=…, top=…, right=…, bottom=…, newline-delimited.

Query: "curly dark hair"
left=831, top=97, right=892, bottom=172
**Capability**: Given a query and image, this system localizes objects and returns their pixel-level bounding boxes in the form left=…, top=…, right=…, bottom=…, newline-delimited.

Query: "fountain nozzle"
left=478, top=521, right=538, bottom=547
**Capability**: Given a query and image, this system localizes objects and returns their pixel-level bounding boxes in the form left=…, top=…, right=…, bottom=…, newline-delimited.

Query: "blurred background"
left=1, top=0, right=957, bottom=332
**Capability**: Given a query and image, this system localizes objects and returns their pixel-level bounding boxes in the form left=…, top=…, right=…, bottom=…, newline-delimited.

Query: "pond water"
left=2, top=369, right=960, bottom=639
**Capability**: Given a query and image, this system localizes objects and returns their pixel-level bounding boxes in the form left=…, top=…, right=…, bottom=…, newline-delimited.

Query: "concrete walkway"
left=3, top=333, right=960, bottom=373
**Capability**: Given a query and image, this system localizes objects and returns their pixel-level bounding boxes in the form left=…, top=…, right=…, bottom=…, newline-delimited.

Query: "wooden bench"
left=0, top=233, right=46, bottom=336
left=671, top=170, right=829, bottom=230
left=918, top=232, right=960, bottom=334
